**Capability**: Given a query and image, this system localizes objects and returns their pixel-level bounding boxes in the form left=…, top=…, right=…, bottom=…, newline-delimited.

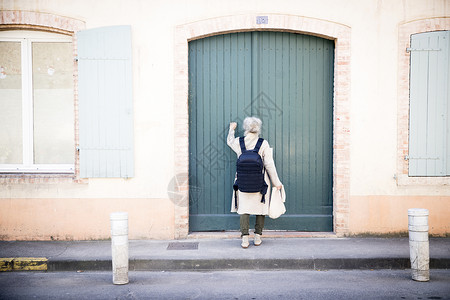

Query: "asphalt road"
left=0, top=270, right=449, bottom=299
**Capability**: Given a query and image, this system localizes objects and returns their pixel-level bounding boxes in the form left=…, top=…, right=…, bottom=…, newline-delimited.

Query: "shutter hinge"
left=406, top=48, right=441, bottom=53
left=406, top=156, right=440, bottom=160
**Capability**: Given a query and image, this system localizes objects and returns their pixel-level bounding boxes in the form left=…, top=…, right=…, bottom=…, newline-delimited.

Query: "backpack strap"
left=239, top=137, right=246, bottom=152
left=255, top=137, right=266, bottom=203
left=260, top=168, right=268, bottom=204
left=233, top=184, right=239, bottom=209
left=254, top=138, right=264, bottom=152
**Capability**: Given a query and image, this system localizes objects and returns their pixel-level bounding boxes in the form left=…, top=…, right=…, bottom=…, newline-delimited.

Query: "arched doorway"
left=188, top=31, right=334, bottom=231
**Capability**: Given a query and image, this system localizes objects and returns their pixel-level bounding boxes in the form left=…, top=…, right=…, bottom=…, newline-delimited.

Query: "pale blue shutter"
left=77, top=26, right=134, bottom=178
left=409, top=31, right=449, bottom=176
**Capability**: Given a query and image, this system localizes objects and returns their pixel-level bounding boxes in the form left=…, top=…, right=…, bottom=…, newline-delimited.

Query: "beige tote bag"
left=268, top=186, right=286, bottom=219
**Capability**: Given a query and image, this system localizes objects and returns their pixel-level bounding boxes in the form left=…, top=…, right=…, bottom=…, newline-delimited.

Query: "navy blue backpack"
left=233, top=137, right=268, bottom=209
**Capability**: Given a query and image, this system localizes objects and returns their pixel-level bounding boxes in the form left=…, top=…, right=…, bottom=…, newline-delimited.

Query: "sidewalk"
left=0, top=237, right=449, bottom=272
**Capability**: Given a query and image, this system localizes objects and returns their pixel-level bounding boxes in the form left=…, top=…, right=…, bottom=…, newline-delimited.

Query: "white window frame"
left=0, top=31, right=74, bottom=173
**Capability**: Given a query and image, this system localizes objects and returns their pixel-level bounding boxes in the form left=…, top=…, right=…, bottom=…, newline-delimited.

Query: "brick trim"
left=0, top=10, right=84, bottom=33
left=174, top=14, right=351, bottom=238
left=397, top=17, right=450, bottom=186
left=0, top=11, right=85, bottom=184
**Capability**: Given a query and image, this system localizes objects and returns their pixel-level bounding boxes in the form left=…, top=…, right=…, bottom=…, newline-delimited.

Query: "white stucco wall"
left=0, top=0, right=448, bottom=197
left=1, top=0, right=449, bottom=239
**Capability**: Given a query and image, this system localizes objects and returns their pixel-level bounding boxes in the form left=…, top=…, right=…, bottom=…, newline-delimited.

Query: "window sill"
left=0, top=165, right=84, bottom=183
left=0, top=164, right=75, bottom=174
left=396, top=174, right=450, bottom=186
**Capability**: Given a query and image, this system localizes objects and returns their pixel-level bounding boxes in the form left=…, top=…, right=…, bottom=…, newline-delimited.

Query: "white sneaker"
left=254, top=234, right=262, bottom=246
left=241, top=236, right=249, bottom=248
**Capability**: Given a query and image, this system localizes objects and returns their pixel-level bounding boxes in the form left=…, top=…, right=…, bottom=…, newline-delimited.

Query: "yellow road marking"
left=0, top=258, right=14, bottom=271
left=0, top=257, right=48, bottom=271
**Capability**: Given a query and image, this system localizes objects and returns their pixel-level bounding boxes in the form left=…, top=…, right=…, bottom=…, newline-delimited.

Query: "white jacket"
left=227, top=129, right=283, bottom=215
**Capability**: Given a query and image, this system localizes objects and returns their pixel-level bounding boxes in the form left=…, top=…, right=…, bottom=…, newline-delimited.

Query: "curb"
left=44, top=257, right=450, bottom=272
left=3, top=257, right=449, bottom=272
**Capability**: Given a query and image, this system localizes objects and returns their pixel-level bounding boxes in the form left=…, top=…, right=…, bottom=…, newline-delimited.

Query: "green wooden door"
left=188, top=31, right=334, bottom=231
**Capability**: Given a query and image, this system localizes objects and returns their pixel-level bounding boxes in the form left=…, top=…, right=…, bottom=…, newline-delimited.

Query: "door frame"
left=173, top=14, right=351, bottom=238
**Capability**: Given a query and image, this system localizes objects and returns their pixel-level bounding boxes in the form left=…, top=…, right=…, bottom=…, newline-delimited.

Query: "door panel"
left=189, top=31, right=334, bottom=231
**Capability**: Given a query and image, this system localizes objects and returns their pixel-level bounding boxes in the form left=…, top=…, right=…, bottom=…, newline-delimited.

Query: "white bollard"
left=110, top=212, right=129, bottom=285
left=408, top=208, right=430, bottom=282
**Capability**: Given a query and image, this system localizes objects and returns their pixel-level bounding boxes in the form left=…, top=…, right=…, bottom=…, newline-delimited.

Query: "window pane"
left=32, top=42, right=74, bottom=164
left=0, top=42, right=22, bottom=164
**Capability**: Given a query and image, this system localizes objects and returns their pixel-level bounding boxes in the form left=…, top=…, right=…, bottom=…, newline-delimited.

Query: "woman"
left=227, top=117, right=283, bottom=248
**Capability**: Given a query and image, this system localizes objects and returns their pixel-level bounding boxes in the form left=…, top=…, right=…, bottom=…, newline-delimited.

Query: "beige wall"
left=349, top=196, right=450, bottom=235
left=0, top=0, right=449, bottom=240
left=0, top=197, right=174, bottom=240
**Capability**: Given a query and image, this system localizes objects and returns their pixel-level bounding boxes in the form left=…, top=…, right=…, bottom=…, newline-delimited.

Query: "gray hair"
left=243, top=116, right=262, bottom=135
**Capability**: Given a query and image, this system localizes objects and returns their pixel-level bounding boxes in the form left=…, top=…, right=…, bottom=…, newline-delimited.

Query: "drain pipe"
left=110, top=212, right=129, bottom=285
left=408, top=208, right=430, bottom=282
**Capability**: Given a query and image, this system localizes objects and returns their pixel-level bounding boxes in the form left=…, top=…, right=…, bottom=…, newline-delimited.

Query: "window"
left=0, top=31, right=74, bottom=173
left=408, top=31, right=450, bottom=177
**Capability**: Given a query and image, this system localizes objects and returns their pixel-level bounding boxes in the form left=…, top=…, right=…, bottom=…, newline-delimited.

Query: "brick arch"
left=174, top=14, right=351, bottom=238
left=0, top=10, right=84, bottom=34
